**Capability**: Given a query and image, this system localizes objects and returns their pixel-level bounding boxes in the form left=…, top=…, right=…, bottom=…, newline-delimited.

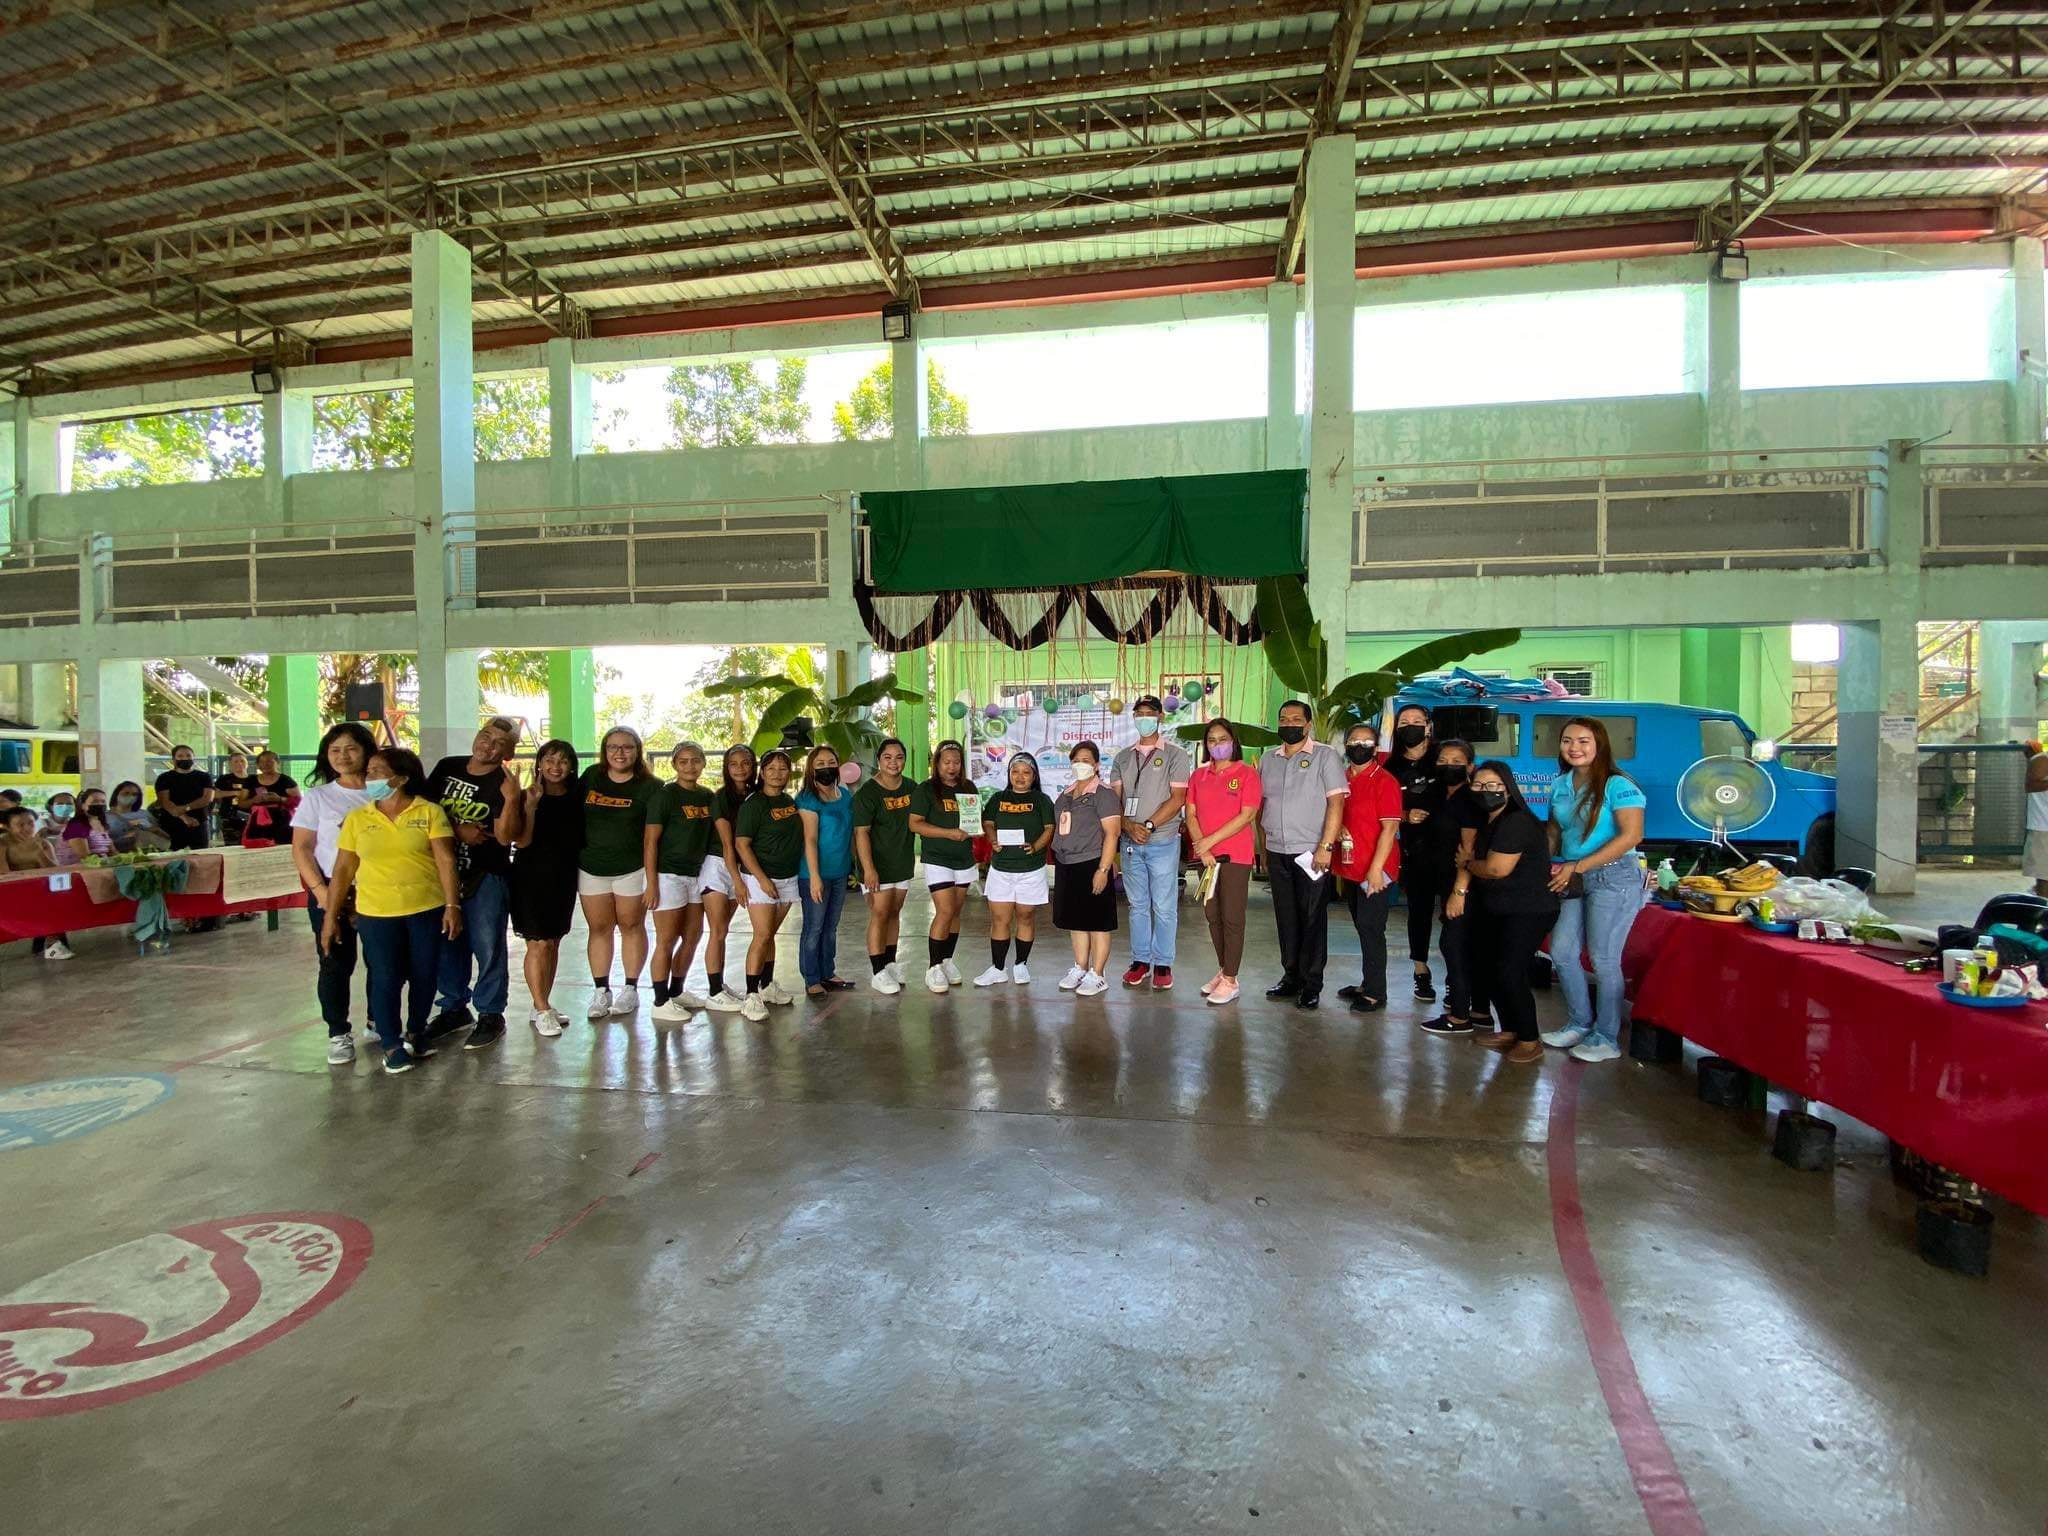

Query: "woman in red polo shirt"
left=1334, top=720, right=1402, bottom=1013
left=1184, top=718, right=1264, bottom=1006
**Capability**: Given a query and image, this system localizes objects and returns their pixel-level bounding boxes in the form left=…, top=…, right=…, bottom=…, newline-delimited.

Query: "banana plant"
left=1176, top=575, right=1521, bottom=745
left=705, top=667, right=926, bottom=763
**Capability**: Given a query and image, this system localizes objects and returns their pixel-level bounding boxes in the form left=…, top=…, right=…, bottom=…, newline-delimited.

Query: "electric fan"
left=1674, top=754, right=1776, bottom=857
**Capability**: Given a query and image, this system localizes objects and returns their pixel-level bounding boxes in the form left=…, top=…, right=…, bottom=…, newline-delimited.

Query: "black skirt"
left=510, top=858, right=578, bottom=940
left=1052, top=859, right=1117, bottom=933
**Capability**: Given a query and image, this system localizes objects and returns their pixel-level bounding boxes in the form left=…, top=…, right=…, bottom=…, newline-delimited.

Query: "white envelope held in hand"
left=996, top=828, right=1026, bottom=847
left=1293, top=849, right=1325, bottom=882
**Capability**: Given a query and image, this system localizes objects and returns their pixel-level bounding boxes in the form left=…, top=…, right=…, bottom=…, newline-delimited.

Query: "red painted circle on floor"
left=0, top=1211, right=371, bottom=1419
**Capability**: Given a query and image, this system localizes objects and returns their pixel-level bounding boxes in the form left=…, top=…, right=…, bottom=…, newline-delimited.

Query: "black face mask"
left=174, top=759, right=194, bottom=770
left=1392, top=724, right=1427, bottom=751
left=1438, top=764, right=1468, bottom=785
left=1345, top=742, right=1376, bottom=765
left=814, top=768, right=837, bottom=787
left=1473, top=788, right=1508, bottom=812
left=1276, top=724, right=1308, bottom=745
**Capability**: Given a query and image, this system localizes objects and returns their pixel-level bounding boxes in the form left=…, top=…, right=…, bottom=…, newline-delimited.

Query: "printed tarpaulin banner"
left=968, top=704, right=1146, bottom=797
left=861, top=470, right=1307, bottom=593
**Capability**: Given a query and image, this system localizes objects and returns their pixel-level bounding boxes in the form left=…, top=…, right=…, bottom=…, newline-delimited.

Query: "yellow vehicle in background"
left=0, top=728, right=82, bottom=811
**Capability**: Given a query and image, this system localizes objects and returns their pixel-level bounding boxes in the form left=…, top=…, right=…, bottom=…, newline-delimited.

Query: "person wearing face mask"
left=39, top=791, right=79, bottom=859
left=1418, top=740, right=1487, bottom=1038
left=153, top=744, right=215, bottom=852
left=1050, top=740, right=1123, bottom=996
left=1256, top=699, right=1348, bottom=1009
left=62, top=788, right=117, bottom=861
left=1184, top=719, right=1263, bottom=1006
left=796, top=743, right=857, bottom=997
left=1332, top=724, right=1401, bottom=1013
left=1109, top=695, right=1193, bottom=991
left=4, top=803, right=73, bottom=960
left=1452, top=761, right=1560, bottom=1066
left=1382, top=704, right=1445, bottom=1003
left=292, top=722, right=379, bottom=1063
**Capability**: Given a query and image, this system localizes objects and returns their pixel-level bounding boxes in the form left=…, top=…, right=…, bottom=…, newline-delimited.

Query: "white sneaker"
left=941, top=959, right=962, bottom=985
left=325, top=1035, right=355, bottom=1065
left=704, top=988, right=745, bottom=1013
left=870, top=970, right=902, bottom=995
left=1076, top=970, right=1108, bottom=996
left=1058, top=965, right=1087, bottom=990
left=550, top=1008, right=572, bottom=1029
left=1541, top=1026, right=1590, bottom=1050
left=925, top=965, right=950, bottom=993
left=531, top=1008, right=563, bottom=1038
left=764, top=981, right=796, bottom=1007
left=586, top=988, right=613, bottom=1019
left=1011, top=963, right=1031, bottom=985
left=973, top=965, right=1010, bottom=987
left=1570, top=1039, right=1623, bottom=1064
left=651, top=997, right=694, bottom=1023
left=885, top=961, right=905, bottom=986
left=741, top=992, right=768, bottom=1022
left=41, top=940, right=73, bottom=960
left=610, top=985, right=639, bottom=1015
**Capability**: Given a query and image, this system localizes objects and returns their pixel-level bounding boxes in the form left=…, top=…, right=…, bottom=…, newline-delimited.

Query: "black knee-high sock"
left=1015, top=938, right=1034, bottom=964
left=943, top=933, right=960, bottom=964
left=652, top=979, right=671, bottom=1005
left=930, top=932, right=945, bottom=967
left=762, top=958, right=775, bottom=985
left=870, top=952, right=889, bottom=974
left=991, top=937, right=1011, bottom=968
left=593, top=974, right=607, bottom=990
left=885, top=942, right=898, bottom=966
left=745, top=973, right=761, bottom=994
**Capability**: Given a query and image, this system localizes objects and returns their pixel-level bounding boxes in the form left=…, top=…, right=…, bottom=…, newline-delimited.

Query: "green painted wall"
left=265, top=653, right=320, bottom=757
left=545, top=648, right=597, bottom=753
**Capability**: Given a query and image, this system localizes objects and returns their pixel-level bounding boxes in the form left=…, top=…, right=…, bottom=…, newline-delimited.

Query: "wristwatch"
left=1143, top=819, right=1156, bottom=832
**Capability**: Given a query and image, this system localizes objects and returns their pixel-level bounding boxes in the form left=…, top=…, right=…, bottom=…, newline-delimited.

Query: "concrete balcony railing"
left=0, top=541, right=81, bottom=629
left=101, top=518, right=417, bottom=622
left=1918, top=445, right=2048, bottom=567
left=1352, top=447, right=1883, bottom=579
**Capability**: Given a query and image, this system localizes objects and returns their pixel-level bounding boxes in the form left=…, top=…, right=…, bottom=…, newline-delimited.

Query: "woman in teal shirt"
left=1542, top=717, right=1647, bottom=1064
left=796, top=743, right=856, bottom=996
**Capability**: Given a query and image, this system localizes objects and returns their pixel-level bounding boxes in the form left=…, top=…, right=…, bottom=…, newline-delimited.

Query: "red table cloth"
left=0, top=869, right=305, bottom=944
left=1626, top=903, right=2048, bottom=1215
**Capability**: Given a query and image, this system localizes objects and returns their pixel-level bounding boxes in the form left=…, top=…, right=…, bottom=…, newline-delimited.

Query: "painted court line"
left=1546, top=1063, right=1710, bottom=1536
left=164, top=1020, right=315, bottom=1074
left=526, top=1152, right=662, bottom=1260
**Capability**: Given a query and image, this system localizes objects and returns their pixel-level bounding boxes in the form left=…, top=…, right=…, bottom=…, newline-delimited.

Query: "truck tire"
left=1799, top=814, right=1835, bottom=878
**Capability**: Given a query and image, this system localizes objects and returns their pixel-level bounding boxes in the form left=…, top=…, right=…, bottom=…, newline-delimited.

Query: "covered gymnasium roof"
left=5, top=0, right=2048, bottom=390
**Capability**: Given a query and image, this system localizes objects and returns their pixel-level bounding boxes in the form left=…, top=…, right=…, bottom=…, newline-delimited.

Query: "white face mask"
left=1071, top=760, right=1096, bottom=780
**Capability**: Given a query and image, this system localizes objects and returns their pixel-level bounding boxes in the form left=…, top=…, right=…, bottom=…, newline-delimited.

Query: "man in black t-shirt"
left=425, top=716, right=524, bottom=1050
left=154, top=744, right=215, bottom=852
left=214, top=752, right=253, bottom=845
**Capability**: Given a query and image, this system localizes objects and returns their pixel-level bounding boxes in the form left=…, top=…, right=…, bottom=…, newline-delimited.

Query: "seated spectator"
left=154, top=745, right=214, bottom=851
left=39, top=792, right=79, bottom=863
left=104, top=782, right=168, bottom=852
left=241, top=750, right=301, bottom=848
left=215, top=752, right=254, bottom=844
left=3, top=803, right=72, bottom=959
left=63, top=789, right=117, bottom=861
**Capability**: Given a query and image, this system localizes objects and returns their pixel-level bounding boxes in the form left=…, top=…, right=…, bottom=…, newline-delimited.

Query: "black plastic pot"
left=1916, top=1199, right=1993, bottom=1278
left=1889, top=1141, right=1928, bottom=1194
left=1772, top=1111, right=1837, bottom=1172
left=1628, top=1021, right=1682, bottom=1063
left=1697, top=1056, right=1748, bottom=1107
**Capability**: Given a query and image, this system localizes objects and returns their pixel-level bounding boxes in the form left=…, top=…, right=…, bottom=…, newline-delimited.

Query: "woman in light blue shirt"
left=1542, top=718, right=1646, bottom=1063
left=796, top=743, right=857, bottom=996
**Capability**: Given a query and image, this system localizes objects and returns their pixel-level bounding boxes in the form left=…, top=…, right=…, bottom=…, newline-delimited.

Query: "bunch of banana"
left=1677, top=873, right=1729, bottom=894
left=1722, top=861, right=1780, bottom=892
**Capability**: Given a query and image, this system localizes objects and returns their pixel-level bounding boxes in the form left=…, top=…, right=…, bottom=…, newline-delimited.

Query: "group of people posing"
left=283, top=693, right=1646, bottom=1077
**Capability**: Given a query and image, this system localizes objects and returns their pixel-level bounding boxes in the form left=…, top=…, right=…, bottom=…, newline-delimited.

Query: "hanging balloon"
left=948, top=700, right=968, bottom=719
left=984, top=702, right=1002, bottom=720
left=1107, top=698, right=1125, bottom=715
left=1076, top=693, right=1096, bottom=712
left=1002, top=708, right=1019, bottom=724
left=840, top=761, right=862, bottom=786
left=1043, top=697, right=1060, bottom=714
left=1181, top=681, right=1203, bottom=702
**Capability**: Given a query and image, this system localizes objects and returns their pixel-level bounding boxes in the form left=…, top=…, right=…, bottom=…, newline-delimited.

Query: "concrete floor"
left=2, top=870, right=2043, bottom=1535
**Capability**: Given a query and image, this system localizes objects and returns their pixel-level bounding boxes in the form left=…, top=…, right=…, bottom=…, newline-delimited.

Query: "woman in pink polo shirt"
left=1184, top=718, right=1264, bottom=1005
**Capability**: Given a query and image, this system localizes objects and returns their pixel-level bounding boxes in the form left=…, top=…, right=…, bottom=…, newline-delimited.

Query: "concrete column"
left=2012, top=235, right=2046, bottom=443
left=1977, top=621, right=2048, bottom=743
left=546, top=649, right=596, bottom=753
left=76, top=657, right=146, bottom=793
left=14, top=663, right=71, bottom=728
left=1704, top=271, right=1742, bottom=450
left=1265, top=279, right=1299, bottom=470
left=889, top=333, right=924, bottom=490
left=1678, top=628, right=1742, bottom=713
left=266, top=654, right=322, bottom=761
left=262, top=389, right=313, bottom=522
left=411, top=230, right=480, bottom=764
left=546, top=337, right=591, bottom=509
left=1835, top=616, right=1920, bottom=894
left=1300, top=133, right=1355, bottom=689
left=10, top=396, right=59, bottom=543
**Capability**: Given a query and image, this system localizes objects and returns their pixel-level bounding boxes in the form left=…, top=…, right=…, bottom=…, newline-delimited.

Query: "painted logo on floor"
left=0, top=1075, right=174, bottom=1152
left=0, top=1212, right=371, bottom=1418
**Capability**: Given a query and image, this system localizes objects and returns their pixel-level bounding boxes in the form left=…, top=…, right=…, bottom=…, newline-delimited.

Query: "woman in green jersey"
left=908, top=738, right=975, bottom=993
left=973, top=751, right=1055, bottom=988
left=852, top=736, right=914, bottom=995
left=577, top=726, right=661, bottom=1019
left=734, top=748, right=801, bottom=1022
left=648, top=741, right=716, bottom=1023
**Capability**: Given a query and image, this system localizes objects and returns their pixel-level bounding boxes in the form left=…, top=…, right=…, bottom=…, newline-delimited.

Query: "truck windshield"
left=1700, top=718, right=1750, bottom=760
left=1533, top=714, right=1637, bottom=760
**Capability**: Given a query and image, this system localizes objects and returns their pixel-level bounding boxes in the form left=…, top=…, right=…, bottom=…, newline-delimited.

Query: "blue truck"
left=1389, top=685, right=1838, bottom=871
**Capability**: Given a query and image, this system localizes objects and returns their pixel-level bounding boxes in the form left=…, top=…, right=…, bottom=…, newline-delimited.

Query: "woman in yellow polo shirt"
left=321, top=747, right=463, bottom=1075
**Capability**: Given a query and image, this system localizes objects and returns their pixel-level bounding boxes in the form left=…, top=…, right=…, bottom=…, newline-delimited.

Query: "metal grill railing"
left=0, top=541, right=80, bottom=628
left=1353, top=447, right=1881, bottom=578
left=1918, top=445, right=2048, bottom=566
left=456, top=498, right=835, bottom=607
left=102, top=518, right=417, bottom=621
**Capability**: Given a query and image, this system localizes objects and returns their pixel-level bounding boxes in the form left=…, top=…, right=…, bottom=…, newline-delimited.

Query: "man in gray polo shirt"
left=1111, top=695, right=1192, bottom=989
left=1257, top=698, right=1347, bottom=1009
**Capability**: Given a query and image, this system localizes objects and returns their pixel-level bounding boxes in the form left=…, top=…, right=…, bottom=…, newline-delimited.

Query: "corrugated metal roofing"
left=5, top=0, right=2047, bottom=388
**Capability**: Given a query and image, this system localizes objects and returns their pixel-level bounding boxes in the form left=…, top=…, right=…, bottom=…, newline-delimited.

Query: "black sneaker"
left=383, top=1048, right=416, bottom=1075
left=1412, top=972, right=1437, bottom=1002
left=1336, top=984, right=1360, bottom=1001
left=1418, top=1015, right=1473, bottom=1038
left=402, top=1033, right=437, bottom=1060
left=426, top=1005, right=473, bottom=1042
left=1265, top=978, right=1301, bottom=1000
left=1348, top=995, right=1384, bottom=1014
left=1294, top=992, right=1320, bottom=1011
left=464, top=1014, right=507, bottom=1051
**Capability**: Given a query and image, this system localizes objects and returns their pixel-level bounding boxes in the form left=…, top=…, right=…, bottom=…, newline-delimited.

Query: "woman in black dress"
left=512, top=739, right=582, bottom=1038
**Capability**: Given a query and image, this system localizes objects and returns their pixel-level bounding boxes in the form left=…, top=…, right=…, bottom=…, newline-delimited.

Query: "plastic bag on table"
left=1762, top=876, right=1878, bottom=926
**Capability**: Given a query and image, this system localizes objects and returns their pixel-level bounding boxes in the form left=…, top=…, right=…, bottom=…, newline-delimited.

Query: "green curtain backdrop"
left=862, top=469, right=1307, bottom=592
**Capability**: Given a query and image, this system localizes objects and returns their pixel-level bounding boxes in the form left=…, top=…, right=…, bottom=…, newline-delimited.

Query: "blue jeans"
left=798, top=874, right=847, bottom=988
left=435, top=872, right=510, bottom=1017
left=306, top=896, right=361, bottom=1038
left=1121, top=833, right=1182, bottom=968
left=356, top=909, right=444, bottom=1052
left=1552, top=858, right=1645, bottom=1046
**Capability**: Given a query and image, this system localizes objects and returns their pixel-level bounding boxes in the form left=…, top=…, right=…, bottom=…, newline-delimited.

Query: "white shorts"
left=656, top=872, right=702, bottom=911
left=923, top=863, right=975, bottom=891
left=983, top=866, right=1050, bottom=906
left=698, top=855, right=736, bottom=898
left=742, top=872, right=798, bottom=907
left=866, top=879, right=911, bottom=894
left=577, top=867, right=647, bottom=899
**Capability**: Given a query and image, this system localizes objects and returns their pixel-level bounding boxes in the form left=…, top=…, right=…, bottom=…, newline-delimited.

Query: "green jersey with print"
left=984, top=789, right=1055, bottom=874
left=910, top=781, right=975, bottom=869
left=651, top=782, right=716, bottom=876
left=578, top=767, right=660, bottom=876
left=735, top=791, right=802, bottom=879
left=853, top=778, right=916, bottom=882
